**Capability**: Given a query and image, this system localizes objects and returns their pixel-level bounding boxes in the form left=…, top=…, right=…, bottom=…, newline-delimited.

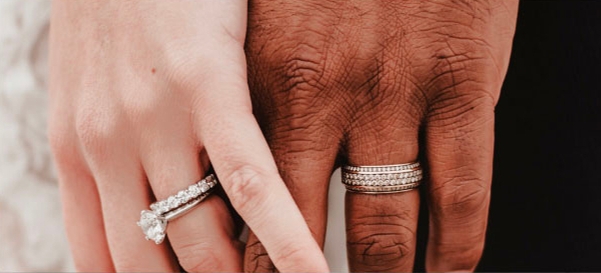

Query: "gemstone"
left=199, top=182, right=210, bottom=193
left=137, top=210, right=167, bottom=244
left=189, top=185, right=200, bottom=195
left=167, top=196, right=178, bottom=208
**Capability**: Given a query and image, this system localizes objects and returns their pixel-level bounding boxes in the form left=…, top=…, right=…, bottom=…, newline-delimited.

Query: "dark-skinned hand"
left=244, top=0, right=518, bottom=271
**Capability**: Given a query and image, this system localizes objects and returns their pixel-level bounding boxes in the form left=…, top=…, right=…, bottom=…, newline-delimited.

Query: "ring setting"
left=138, top=174, right=218, bottom=244
left=342, top=162, right=423, bottom=194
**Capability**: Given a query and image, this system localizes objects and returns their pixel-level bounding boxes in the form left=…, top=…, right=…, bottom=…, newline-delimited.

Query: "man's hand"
left=245, top=0, right=518, bottom=271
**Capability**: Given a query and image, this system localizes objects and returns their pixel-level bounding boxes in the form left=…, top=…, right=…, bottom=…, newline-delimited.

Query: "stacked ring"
left=137, top=174, right=219, bottom=244
left=341, top=162, right=423, bottom=194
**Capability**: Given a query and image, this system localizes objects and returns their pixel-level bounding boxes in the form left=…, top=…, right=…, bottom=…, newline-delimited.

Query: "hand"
left=47, top=1, right=328, bottom=272
left=244, top=0, right=518, bottom=271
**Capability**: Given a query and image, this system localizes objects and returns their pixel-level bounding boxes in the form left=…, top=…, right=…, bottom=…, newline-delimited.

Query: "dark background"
left=415, top=1, right=601, bottom=271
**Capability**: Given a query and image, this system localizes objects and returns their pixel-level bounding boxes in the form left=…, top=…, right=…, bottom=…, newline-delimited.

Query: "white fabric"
left=0, top=0, right=347, bottom=271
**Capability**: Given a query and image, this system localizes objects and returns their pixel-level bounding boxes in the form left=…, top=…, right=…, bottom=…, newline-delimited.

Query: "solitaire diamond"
left=137, top=210, right=167, bottom=244
left=138, top=174, right=220, bottom=244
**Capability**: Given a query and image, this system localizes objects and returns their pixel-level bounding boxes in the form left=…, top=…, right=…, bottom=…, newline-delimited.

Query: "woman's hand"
left=47, top=1, right=328, bottom=272
left=244, top=0, right=518, bottom=272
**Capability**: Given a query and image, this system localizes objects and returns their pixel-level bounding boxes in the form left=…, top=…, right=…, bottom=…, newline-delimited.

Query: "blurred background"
left=1, top=0, right=600, bottom=272
left=0, top=1, right=73, bottom=271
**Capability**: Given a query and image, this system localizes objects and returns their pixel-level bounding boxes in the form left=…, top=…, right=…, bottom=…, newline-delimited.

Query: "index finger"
left=192, top=62, right=329, bottom=272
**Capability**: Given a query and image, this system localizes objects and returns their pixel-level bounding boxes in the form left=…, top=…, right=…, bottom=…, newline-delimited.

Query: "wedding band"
left=137, top=174, right=218, bottom=244
left=341, top=162, right=422, bottom=194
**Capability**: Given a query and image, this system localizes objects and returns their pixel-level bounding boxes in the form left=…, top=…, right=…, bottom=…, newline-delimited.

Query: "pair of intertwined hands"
left=48, top=1, right=518, bottom=272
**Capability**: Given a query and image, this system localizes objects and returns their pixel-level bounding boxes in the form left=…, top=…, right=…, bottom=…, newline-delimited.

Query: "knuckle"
left=245, top=239, right=277, bottom=273
left=222, top=165, right=272, bottom=214
left=427, top=92, right=495, bottom=129
left=416, top=30, right=505, bottom=109
left=177, top=240, right=221, bottom=272
left=279, top=49, right=328, bottom=94
left=251, top=28, right=337, bottom=97
left=431, top=177, right=490, bottom=219
left=351, top=66, right=427, bottom=130
left=74, top=107, right=118, bottom=155
left=347, top=216, right=415, bottom=270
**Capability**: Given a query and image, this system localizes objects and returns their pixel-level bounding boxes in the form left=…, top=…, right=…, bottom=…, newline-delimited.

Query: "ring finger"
left=344, top=92, right=423, bottom=272
left=141, top=133, right=243, bottom=272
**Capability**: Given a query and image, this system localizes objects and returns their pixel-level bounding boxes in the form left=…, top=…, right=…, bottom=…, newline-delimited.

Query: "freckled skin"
left=244, top=0, right=518, bottom=272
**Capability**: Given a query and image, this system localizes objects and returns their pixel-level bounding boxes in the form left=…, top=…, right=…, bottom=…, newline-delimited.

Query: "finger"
left=424, top=91, right=496, bottom=271
left=244, top=128, right=340, bottom=272
left=141, top=132, right=243, bottom=272
left=193, top=63, right=329, bottom=272
left=344, top=120, right=421, bottom=272
left=49, top=134, right=114, bottom=272
left=346, top=192, right=420, bottom=272
left=80, top=139, right=178, bottom=272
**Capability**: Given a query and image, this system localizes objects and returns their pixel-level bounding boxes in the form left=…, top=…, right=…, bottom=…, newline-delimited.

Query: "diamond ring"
left=137, top=174, right=219, bottom=244
left=341, top=162, right=423, bottom=194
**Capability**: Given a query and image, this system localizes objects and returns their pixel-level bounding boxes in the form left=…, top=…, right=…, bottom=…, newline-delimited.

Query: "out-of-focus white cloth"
left=0, top=1, right=347, bottom=271
left=0, top=0, right=73, bottom=271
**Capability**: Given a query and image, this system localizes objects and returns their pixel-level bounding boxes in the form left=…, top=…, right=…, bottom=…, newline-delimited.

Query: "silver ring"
left=137, top=174, right=218, bottom=244
left=341, top=162, right=422, bottom=194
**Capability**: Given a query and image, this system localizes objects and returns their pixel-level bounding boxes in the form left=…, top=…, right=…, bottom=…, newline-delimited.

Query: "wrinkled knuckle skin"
left=346, top=216, right=415, bottom=271
left=426, top=93, right=495, bottom=131
left=74, top=107, right=119, bottom=158
left=280, top=49, right=328, bottom=96
left=245, top=239, right=277, bottom=273
left=248, top=41, right=346, bottom=145
left=251, top=40, right=337, bottom=113
left=248, top=27, right=332, bottom=90
left=246, top=13, right=351, bottom=126
left=222, top=165, right=271, bottom=215
left=431, top=178, right=490, bottom=220
left=176, top=241, right=221, bottom=273
left=412, top=16, right=506, bottom=109
left=427, top=56, right=501, bottom=108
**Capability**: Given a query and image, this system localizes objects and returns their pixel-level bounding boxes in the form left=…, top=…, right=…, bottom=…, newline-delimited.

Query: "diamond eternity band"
left=342, top=162, right=423, bottom=194
left=137, top=174, right=218, bottom=244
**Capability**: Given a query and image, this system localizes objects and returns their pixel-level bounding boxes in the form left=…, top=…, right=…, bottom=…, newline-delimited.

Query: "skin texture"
left=244, top=0, right=518, bottom=272
left=48, top=0, right=518, bottom=272
left=47, top=1, right=328, bottom=272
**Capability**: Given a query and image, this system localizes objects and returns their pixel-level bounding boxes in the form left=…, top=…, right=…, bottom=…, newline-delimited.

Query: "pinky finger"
left=53, top=147, right=114, bottom=272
